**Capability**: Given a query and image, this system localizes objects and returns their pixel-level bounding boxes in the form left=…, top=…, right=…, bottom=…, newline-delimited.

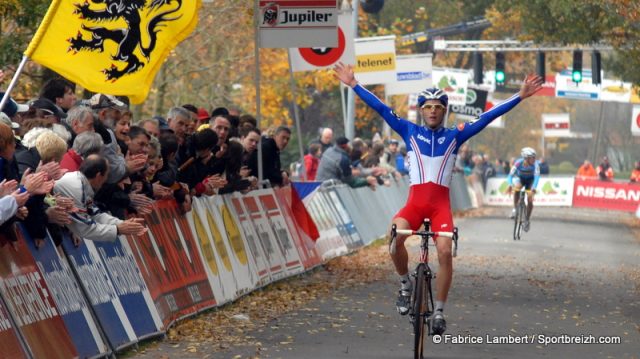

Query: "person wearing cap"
left=30, top=98, right=68, bottom=124
left=0, top=92, right=30, bottom=120
left=0, top=112, right=20, bottom=134
left=334, top=62, right=543, bottom=333
left=316, top=136, right=377, bottom=188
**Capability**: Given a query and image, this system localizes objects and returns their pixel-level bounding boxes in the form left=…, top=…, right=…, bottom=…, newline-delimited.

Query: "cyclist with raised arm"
left=507, top=147, right=540, bottom=232
left=333, top=62, right=542, bottom=335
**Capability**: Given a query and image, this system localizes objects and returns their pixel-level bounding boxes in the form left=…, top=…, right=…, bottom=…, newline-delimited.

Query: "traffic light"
left=536, top=51, right=546, bottom=80
left=473, top=52, right=483, bottom=85
left=592, top=51, right=602, bottom=85
left=572, top=50, right=583, bottom=84
left=495, top=52, right=505, bottom=84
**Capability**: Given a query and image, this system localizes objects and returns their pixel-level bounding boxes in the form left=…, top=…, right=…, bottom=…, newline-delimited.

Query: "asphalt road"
left=132, top=208, right=639, bottom=358
left=214, top=208, right=640, bottom=359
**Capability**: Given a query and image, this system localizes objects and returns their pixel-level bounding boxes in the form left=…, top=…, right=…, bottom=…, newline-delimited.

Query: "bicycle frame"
left=390, top=219, right=458, bottom=359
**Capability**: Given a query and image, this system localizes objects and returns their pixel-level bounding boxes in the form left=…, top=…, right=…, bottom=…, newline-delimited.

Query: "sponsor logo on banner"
left=533, top=75, right=557, bottom=97
left=600, top=78, right=632, bottom=103
left=385, top=54, right=433, bottom=96
left=484, top=177, right=574, bottom=206
left=432, top=67, right=469, bottom=106
left=289, top=11, right=354, bottom=71
left=555, top=69, right=599, bottom=100
left=542, top=113, right=571, bottom=137
left=631, top=105, right=640, bottom=136
left=573, top=178, right=640, bottom=212
left=259, top=0, right=338, bottom=48
left=354, top=35, right=396, bottom=85
left=451, top=87, right=488, bottom=120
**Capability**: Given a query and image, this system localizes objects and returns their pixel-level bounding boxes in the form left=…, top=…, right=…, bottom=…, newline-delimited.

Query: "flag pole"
left=0, top=56, right=29, bottom=112
left=287, top=53, right=307, bottom=181
left=254, top=0, right=264, bottom=185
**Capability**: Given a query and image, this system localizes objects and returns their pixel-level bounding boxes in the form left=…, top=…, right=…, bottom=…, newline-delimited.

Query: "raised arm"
left=333, top=62, right=412, bottom=136
left=457, top=75, right=543, bottom=144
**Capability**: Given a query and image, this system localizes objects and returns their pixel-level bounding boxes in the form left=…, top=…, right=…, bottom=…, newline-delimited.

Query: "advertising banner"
left=631, top=105, right=640, bottom=136
left=432, top=67, right=469, bottom=106
left=0, top=235, right=78, bottom=358
left=242, top=195, right=288, bottom=280
left=254, top=190, right=304, bottom=275
left=289, top=11, right=355, bottom=71
left=272, top=187, right=322, bottom=269
left=354, top=35, right=397, bottom=85
left=211, top=196, right=259, bottom=295
left=189, top=199, right=236, bottom=304
left=555, top=70, right=599, bottom=100
left=542, top=113, right=571, bottom=137
left=573, top=178, right=640, bottom=212
left=600, top=79, right=632, bottom=103
left=259, top=0, right=338, bottom=48
left=228, top=196, right=272, bottom=285
left=122, top=200, right=216, bottom=327
left=326, top=189, right=363, bottom=247
left=19, top=225, right=108, bottom=358
left=484, top=177, right=575, bottom=207
left=450, top=87, right=488, bottom=120
left=0, top=297, right=27, bottom=359
left=384, top=54, right=433, bottom=96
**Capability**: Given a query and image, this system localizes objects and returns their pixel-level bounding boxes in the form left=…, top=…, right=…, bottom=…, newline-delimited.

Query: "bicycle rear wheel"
left=413, top=263, right=428, bottom=359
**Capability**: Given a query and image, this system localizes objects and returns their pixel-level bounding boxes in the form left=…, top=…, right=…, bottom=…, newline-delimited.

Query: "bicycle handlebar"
left=395, top=229, right=454, bottom=238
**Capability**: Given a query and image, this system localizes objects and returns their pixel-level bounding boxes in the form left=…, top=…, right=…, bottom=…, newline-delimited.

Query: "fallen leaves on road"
left=156, top=242, right=393, bottom=357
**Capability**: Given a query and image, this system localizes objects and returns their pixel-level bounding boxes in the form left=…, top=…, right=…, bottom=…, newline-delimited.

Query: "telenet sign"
left=356, top=53, right=396, bottom=73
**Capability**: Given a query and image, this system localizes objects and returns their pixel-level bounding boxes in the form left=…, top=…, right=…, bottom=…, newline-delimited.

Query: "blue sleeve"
left=507, top=159, right=520, bottom=185
left=457, top=93, right=522, bottom=144
left=352, top=84, right=413, bottom=137
left=532, top=161, right=541, bottom=189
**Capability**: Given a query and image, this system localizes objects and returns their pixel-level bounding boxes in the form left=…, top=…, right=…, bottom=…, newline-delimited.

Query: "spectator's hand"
left=10, top=189, right=30, bottom=207
left=281, top=171, right=290, bottom=186
left=126, top=152, right=147, bottom=173
left=333, top=62, right=357, bottom=88
left=0, top=179, right=18, bottom=197
left=130, top=181, right=144, bottom=193
left=71, top=233, right=82, bottom=247
left=152, top=182, right=173, bottom=199
left=371, top=167, right=385, bottom=176
left=129, top=193, right=153, bottom=215
left=366, top=176, right=377, bottom=190
left=46, top=205, right=71, bottom=225
left=215, top=144, right=227, bottom=159
left=34, top=238, right=45, bottom=249
left=22, top=169, right=54, bottom=195
left=240, top=166, right=251, bottom=178
left=117, top=218, right=147, bottom=236
left=37, top=161, right=67, bottom=181
left=206, top=174, right=227, bottom=189
left=16, top=206, right=28, bottom=220
left=54, top=195, right=74, bottom=211
left=518, top=74, right=544, bottom=99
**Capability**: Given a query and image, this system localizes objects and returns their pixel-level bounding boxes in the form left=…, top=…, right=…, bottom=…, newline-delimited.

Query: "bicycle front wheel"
left=513, top=200, right=523, bottom=240
left=413, top=263, right=428, bottom=359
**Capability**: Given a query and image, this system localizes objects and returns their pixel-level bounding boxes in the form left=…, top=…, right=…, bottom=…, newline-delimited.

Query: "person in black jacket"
left=177, top=129, right=227, bottom=196
left=247, top=126, right=291, bottom=187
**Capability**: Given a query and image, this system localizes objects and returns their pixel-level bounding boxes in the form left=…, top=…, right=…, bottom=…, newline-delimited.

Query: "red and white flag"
left=542, top=113, right=571, bottom=137
left=631, top=105, right=640, bottom=136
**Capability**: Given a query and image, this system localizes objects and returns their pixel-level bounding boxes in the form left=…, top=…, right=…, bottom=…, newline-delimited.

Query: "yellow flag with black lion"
left=25, top=0, right=201, bottom=104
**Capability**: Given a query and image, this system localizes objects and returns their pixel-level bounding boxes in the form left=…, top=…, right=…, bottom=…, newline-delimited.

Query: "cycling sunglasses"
left=421, top=103, right=446, bottom=111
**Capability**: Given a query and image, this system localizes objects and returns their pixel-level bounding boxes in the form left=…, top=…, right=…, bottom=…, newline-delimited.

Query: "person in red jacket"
left=630, top=161, right=640, bottom=183
left=304, top=143, right=321, bottom=181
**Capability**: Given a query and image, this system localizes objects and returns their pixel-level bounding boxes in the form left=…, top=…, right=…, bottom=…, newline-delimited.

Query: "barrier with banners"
left=484, top=176, right=575, bottom=206
left=572, top=178, right=640, bottom=212
left=0, top=181, right=411, bottom=357
left=19, top=225, right=109, bottom=358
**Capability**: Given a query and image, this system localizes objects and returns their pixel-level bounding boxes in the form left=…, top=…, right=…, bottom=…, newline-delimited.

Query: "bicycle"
left=390, top=219, right=459, bottom=359
left=512, top=188, right=531, bottom=240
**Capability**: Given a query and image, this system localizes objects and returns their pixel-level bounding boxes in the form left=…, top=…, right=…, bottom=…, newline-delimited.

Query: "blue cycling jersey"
left=507, top=158, right=541, bottom=189
left=353, top=84, right=522, bottom=188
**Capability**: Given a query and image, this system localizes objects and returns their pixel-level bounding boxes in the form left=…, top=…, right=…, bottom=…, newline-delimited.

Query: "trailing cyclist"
left=507, top=147, right=540, bottom=232
left=333, top=62, right=543, bottom=335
